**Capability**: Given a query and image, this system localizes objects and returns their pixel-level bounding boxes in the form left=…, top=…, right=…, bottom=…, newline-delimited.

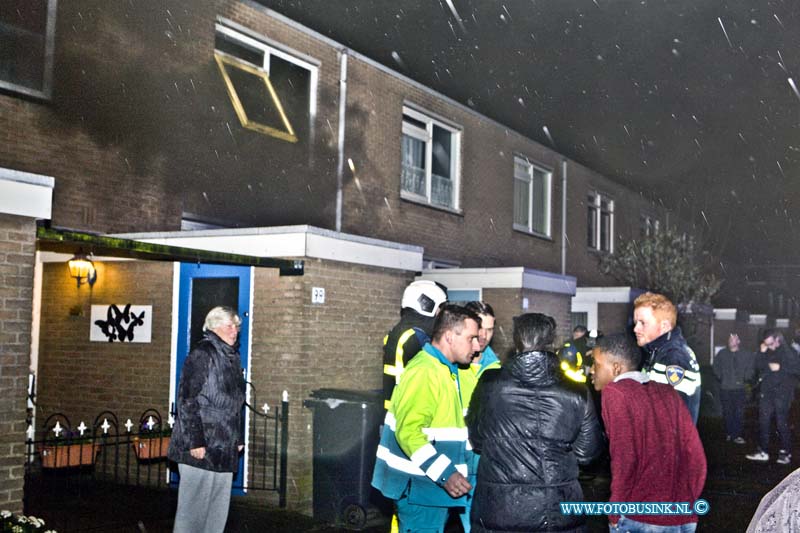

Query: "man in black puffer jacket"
left=466, top=313, right=604, bottom=532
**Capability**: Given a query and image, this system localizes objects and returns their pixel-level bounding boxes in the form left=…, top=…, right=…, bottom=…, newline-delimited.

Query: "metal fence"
left=23, top=394, right=289, bottom=531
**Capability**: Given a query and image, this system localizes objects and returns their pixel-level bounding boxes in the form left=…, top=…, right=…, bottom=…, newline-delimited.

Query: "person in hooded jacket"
left=168, top=306, right=246, bottom=533
left=466, top=313, right=604, bottom=533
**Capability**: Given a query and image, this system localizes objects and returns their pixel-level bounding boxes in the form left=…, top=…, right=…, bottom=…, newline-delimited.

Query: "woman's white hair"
left=203, top=306, right=241, bottom=332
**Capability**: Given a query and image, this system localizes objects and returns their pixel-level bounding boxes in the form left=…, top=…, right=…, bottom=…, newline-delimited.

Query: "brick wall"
left=564, top=161, right=671, bottom=287
left=482, top=287, right=573, bottom=358
left=37, top=260, right=174, bottom=430
left=250, top=258, right=412, bottom=510
left=0, top=215, right=36, bottom=513
left=341, top=54, right=566, bottom=272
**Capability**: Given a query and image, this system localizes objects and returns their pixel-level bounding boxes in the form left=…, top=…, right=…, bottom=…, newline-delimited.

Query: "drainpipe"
left=561, top=159, right=568, bottom=276
left=335, top=49, right=348, bottom=232
left=709, top=317, right=715, bottom=366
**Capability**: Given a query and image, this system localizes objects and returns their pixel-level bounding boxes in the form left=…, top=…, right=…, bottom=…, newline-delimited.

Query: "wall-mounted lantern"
left=68, top=252, right=97, bottom=287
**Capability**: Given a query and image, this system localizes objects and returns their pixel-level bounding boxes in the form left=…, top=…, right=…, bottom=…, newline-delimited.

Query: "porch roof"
left=36, top=225, right=304, bottom=276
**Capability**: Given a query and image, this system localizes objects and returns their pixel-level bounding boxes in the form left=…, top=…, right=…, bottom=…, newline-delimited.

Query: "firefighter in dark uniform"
left=382, top=280, right=448, bottom=411
left=559, top=341, right=588, bottom=384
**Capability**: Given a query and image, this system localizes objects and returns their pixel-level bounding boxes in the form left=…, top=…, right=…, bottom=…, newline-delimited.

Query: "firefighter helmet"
left=401, top=280, right=447, bottom=317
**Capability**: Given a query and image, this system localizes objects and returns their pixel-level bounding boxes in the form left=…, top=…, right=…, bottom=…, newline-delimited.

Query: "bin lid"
left=307, top=388, right=383, bottom=403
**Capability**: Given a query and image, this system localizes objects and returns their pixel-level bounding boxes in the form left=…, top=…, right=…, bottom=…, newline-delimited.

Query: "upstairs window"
left=214, top=22, right=318, bottom=143
left=513, top=156, right=551, bottom=237
left=587, top=192, right=614, bottom=252
left=0, top=0, right=57, bottom=99
left=640, top=214, right=660, bottom=238
left=401, top=106, right=461, bottom=210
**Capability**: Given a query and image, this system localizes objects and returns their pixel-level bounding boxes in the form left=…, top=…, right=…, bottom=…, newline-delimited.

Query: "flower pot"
left=132, top=436, right=171, bottom=459
left=40, top=443, right=100, bottom=468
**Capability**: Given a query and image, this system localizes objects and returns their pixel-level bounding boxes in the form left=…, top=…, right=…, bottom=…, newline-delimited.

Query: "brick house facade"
left=0, top=0, right=748, bottom=516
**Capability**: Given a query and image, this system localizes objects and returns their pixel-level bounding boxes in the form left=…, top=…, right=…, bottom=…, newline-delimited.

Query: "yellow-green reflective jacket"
left=371, top=343, right=469, bottom=507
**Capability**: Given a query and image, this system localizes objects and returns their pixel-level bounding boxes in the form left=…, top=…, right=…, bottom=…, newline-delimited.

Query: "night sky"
left=260, top=0, right=800, bottom=268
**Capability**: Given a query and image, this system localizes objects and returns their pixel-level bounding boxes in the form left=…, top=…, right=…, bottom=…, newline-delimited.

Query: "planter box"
left=41, top=443, right=100, bottom=468
left=133, top=436, right=171, bottom=459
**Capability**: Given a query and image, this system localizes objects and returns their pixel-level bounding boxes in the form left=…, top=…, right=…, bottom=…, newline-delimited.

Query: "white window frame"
left=513, top=156, right=552, bottom=237
left=214, top=22, right=318, bottom=140
left=640, top=214, right=660, bottom=238
left=400, top=106, right=461, bottom=210
left=0, top=0, right=58, bottom=99
left=588, top=192, right=614, bottom=253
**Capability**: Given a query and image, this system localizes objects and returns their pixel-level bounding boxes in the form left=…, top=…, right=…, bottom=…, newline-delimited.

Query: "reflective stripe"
left=652, top=362, right=701, bottom=378
left=386, top=412, right=467, bottom=442
left=562, top=366, right=587, bottom=383
left=384, top=411, right=397, bottom=430
left=465, top=439, right=473, bottom=451
left=376, top=446, right=469, bottom=481
left=425, top=454, right=452, bottom=481
left=649, top=369, right=700, bottom=395
left=422, top=426, right=468, bottom=441
left=383, top=329, right=418, bottom=381
left=376, top=444, right=425, bottom=475
left=410, top=443, right=437, bottom=468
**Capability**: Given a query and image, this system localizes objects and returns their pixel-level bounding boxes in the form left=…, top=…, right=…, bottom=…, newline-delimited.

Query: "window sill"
left=587, top=247, right=614, bottom=255
left=513, top=227, right=554, bottom=242
left=400, top=193, right=463, bottom=216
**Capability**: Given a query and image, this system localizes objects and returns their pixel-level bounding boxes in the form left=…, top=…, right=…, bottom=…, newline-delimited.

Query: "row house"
left=0, top=0, right=695, bottom=513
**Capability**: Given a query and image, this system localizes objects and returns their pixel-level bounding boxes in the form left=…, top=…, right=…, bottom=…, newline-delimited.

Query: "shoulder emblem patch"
left=666, top=365, right=685, bottom=386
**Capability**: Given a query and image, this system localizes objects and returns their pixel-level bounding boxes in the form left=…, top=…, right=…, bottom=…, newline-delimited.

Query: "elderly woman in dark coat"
left=168, top=306, right=245, bottom=533
left=466, top=313, right=604, bottom=533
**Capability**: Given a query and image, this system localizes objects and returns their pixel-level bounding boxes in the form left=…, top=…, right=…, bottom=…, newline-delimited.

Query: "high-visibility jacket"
left=371, top=343, right=469, bottom=507
left=382, top=312, right=434, bottom=411
left=459, top=345, right=501, bottom=414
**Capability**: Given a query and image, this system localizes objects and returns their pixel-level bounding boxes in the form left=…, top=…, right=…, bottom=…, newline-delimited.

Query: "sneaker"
left=733, top=437, right=746, bottom=445
left=746, top=450, right=769, bottom=462
left=725, top=435, right=732, bottom=442
left=777, top=451, right=792, bottom=465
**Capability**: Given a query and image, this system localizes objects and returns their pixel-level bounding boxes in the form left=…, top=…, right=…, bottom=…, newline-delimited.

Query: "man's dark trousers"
left=720, top=388, right=745, bottom=439
left=758, top=391, right=792, bottom=452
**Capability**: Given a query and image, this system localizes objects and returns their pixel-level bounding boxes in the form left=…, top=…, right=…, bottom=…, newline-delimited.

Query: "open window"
left=214, top=22, right=318, bottom=144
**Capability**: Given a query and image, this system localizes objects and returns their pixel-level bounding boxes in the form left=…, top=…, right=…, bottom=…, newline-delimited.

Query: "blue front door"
left=175, top=262, right=251, bottom=494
